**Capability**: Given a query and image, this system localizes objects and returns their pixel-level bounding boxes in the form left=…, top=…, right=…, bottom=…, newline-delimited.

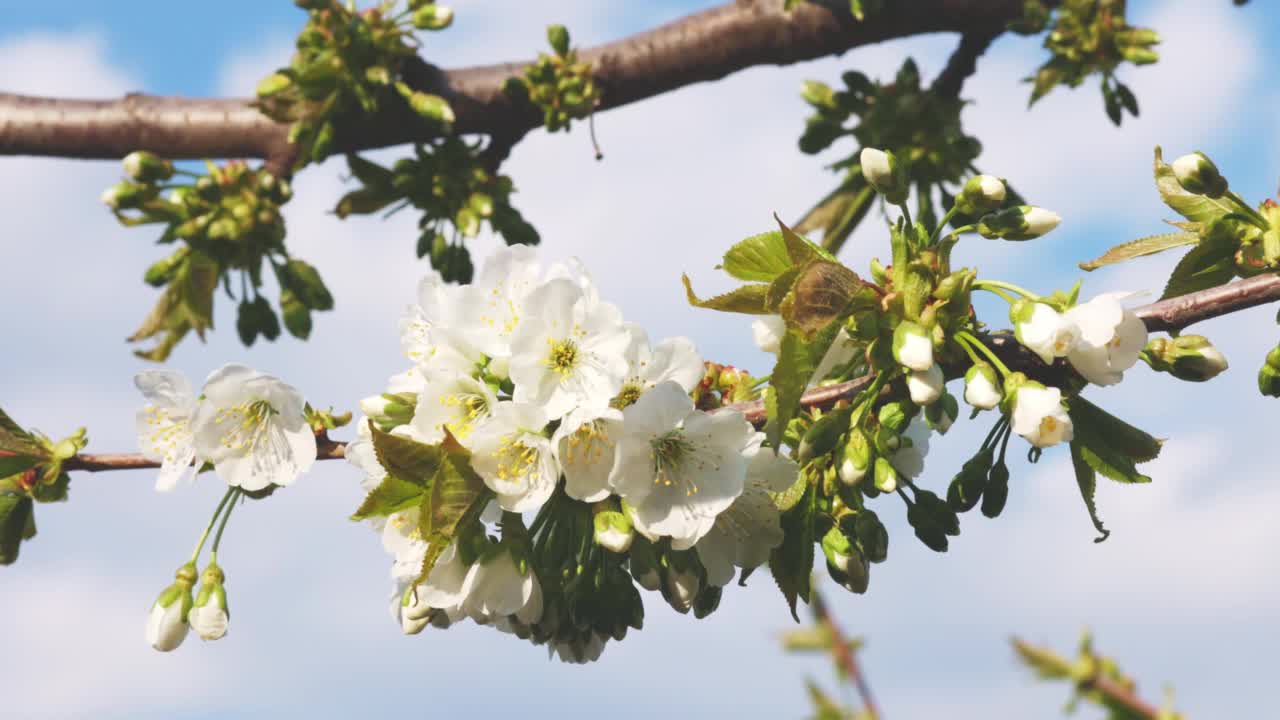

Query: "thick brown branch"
left=60, top=437, right=347, bottom=473
left=0, top=0, right=1029, bottom=165
left=1134, top=273, right=1280, bottom=332
left=930, top=26, right=1004, bottom=99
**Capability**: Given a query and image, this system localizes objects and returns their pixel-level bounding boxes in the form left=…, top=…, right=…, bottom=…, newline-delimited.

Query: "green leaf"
left=369, top=424, right=445, bottom=484
left=780, top=260, right=871, bottom=339
left=1154, top=146, right=1235, bottom=225
left=280, top=289, right=313, bottom=340
left=414, top=431, right=491, bottom=585
left=0, top=455, right=37, bottom=478
left=0, top=408, right=46, bottom=458
left=795, top=179, right=875, bottom=255
left=776, top=214, right=837, bottom=265
left=1160, top=235, right=1236, bottom=300
left=351, top=474, right=426, bottom=520
left=1067, top=399, right=1159, bottom=485
left=1070, top=397, right=1162, bottom=463
left=681, top=275, right=770, bottom=315
left=334, top=187, right=398, bottom=218
left=769, top=477, right=815, bottom=622
left=280, top=259, right=334, bottom=311
left=1069, top=441, right=1110, bottom=543
left=0, top=493, right=35, bottom=565
left=766, top=320, right=841, bottom=450
left=180, top=251, right=219, bottom=339
left=719, top=231, right=793, bottom=283
left=345, top=153, right=395, bottom=190
left=1078, top=233, right=1198, bottom=271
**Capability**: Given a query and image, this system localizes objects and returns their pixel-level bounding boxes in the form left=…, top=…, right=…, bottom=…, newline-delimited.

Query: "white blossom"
left=890, top=418, right=931, bottom=480
left=1014, top=302, right=1080, bottom=364
left=751, top=315, right=785, bottom=354
left=468, top=402, right=559, bottom=513
left=1064, top=292, right=1148, bottom=386
left=409, top=372, right=498, bottom=445
left=188, top=364, right=317, bottom=492
left=1011, top=384, right=1073, bottom=448
left=553, top=405, right=624, bottom=503
left=610, top=382, right=753, bottom=549
left=509, top=277, right=631, bottom=419
left=695, top=433, right=798, bottom=587
left=616, top=324, right=705, bottom=404
left=461, top=546, right=543, bottom=625
left=134, top=370, right=199, bottom=492
left=893, top=321, right=934, bottom=372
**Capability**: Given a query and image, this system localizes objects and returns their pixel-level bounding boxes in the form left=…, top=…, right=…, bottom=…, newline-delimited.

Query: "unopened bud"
left=956, top=174, right=1006, bottom=214
left=838, top=429, right=871, bottom=486
left=859, top=148, right=910, bottom=205
left=256, top=72, right=293, bottom=98
left=592, top=510, right=634, bottom=553
left=892, top=320, right=934, bottom=372
left=978, top=205, right=1061, bottom=241
left=190, top=562, right=229, bottom=641
left=412, top=4, right=454, bottom=30
left=1146, top=335, right=1228, bottom=382
left=101, top=181, right=151, bottom=210
left=906, top=364, right=944, bottom=406
left=145, top=562, right=196, bottom=652
left=963, top=362, right=1003, bottom=410
left=123, top=151, right=174, bottom=183
left=800, top=80, right=837, bottom=110
left=925, top=392, right=958, bottom=434
left=873, top=456, right=897, bottom=493
left=1171, top=152, right=1228, bottom=199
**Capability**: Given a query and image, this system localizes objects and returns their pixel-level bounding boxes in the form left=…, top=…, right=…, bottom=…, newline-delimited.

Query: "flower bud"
left=628, top=537, right=662, bottom=591
left=838, top=429, right=872, bottom=486
left=1146, top=335, right=1228, bottom=382
left=122, top=151, right=174, bottom=183
left=256, top=72, right=293, bottom=98
left=663, top=565, right=700, bottom=614
left=547, top=24, right=571, bottom=56
left=593, top=510, right=634, bottom=553
left=412, top=4, right=454, bottom=30
left=190, top=562, right=230, bottom=641
left=906, top=364, right=944, bottom=406
left=859, top=148, right=909, bottom=205
left=1120, top=47, right=1159, bottom=65
left=145, top=562, right=196, bottom=652
left=963, top=362, right=1002, bottom=410
left=360, top=393, right=415, bottom=426
left=407, top=92, right=456, bottom=126
left=925, top=392, right=958, bottom=434
left=1171, top=152, right=1228, bottom=199
left=981, top=461, right=1010, bottom=519
left=892, top=320, right=934, bottom=372
left=101, top=181, right=152, bottom=210
left=800, top=80, right=837, bottom=110
left=956, top=174, right=1006, bottom=214
left=978, top=206, right=1061, bottom=241
left=399, top=586, right=431, bottom=635
left=876, top=402, right=910, bottom=434
left=873, top=456, right=897, bottom=493
left=1259, top=346, right=1280, bottom=397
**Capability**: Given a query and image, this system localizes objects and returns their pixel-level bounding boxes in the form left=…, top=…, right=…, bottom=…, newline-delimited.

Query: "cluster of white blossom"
left=347, top=246, right=798, bottom=661
left=134, top=363, right=316, bottom=651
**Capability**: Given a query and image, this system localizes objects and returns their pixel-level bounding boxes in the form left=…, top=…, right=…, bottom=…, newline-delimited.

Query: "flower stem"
left=848, top=372, right=889, bottom=428
left=190, top=487, right=237, bottom=564
left=1225, top=190, right=1271, bottom=229
left=972, top=279, right=1041, bottom=301
left=928, top=205, right=960, bottom=245
left=956, top=331, right=1012, bottom=377
left=897, top=203, right=915, bottom=243
left=209, top=488, right=243, bottom=559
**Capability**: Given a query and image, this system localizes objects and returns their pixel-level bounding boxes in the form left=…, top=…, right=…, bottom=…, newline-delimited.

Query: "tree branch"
left=0, top=0, right=1031, bottom=166
left=930, top=25, right=1004, bottom=99
left=51, top=272, right=1280, bottom=474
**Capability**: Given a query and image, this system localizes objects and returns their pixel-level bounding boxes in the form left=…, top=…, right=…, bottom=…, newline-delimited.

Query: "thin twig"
left=24, top=272, right=1280, bottom=474
left=811, top=589, right=881, bottom=719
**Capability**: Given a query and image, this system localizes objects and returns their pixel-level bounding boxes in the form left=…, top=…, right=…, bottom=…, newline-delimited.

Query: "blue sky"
left=1, top=2, right=1278, bottom=718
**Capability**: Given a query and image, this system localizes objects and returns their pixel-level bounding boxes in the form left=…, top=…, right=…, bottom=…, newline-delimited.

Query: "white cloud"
left=0, top=31, right=134, bottom=96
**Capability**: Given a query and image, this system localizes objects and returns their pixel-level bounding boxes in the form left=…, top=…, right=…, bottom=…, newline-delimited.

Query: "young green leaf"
left=350, top=474, right=426, bottom=520
left=1069, top=441, right=1110, bottom=543
left=0, top=408, right=47, bottom=458
left=780, top=260, right=868, bottom=338
left=765, top=320, right=841, bottom=449
left=719, top=230, right=793, bottom=283
left=1078, top=232, right=1198, bottom=271
left=769, top=477, right=816, bottom=622
left=1160, top=235, right=1236, bottom=299
left=0, top=493, right=35, bottom=565
left=681, top=275, right=771, bottom=314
